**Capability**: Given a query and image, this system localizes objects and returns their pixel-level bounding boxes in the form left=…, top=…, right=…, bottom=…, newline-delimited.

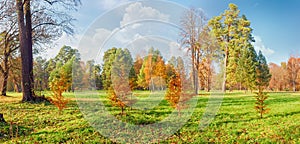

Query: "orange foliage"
left=49, top=71, right=70, bottom=111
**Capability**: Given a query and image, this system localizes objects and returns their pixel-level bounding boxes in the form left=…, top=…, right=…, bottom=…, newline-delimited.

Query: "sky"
left=46, top=0, right=300, bottom=65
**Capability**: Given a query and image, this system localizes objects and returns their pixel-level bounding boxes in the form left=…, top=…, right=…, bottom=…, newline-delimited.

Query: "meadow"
left=0, top=91, right=300, bottom=143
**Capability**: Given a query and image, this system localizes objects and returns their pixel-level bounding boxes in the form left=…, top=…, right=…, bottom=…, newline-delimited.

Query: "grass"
left=0, top=91, right=300, bottom=143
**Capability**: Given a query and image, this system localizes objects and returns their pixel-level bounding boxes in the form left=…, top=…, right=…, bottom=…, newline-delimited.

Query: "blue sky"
left=49, top=0, right=300, bottom=65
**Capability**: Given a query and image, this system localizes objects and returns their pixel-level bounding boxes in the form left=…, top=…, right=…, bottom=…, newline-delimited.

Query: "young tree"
left=255, top=51, right=271, bottom=118
left=48, top=57, right=74, bottom=111
left=110, top=48, right=135, bottom=115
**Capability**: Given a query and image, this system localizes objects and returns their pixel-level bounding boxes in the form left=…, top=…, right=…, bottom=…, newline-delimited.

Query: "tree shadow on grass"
left=214, top=111, right=300, bottom=126
left=0, top=122, right=32, bottom=142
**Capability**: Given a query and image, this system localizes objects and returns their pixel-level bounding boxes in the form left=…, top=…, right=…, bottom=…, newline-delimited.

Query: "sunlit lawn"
left=1, top=91, right=300, bottom=143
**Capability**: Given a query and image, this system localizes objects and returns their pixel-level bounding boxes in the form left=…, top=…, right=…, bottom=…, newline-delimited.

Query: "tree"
left=237, top=45, right=257, bottom=92
left=48, top=57, right=74, bottom=111
left=137, top=48, right=163, bottom=90
left=153, top=56, right=167, bottom=90
left=110, top=48, right=135, bottom=115
left=196, top=26, right=220, bottom=92
left=254, top=51, right=271, bottom=118
left=33, top=56, right=48, bottom=95
left=0, top=30, right=19, bottom=96
left=132, top=55, right=143, bottom=90
left=209, top=3, right=252, bottom=92
left=180, top=8, right=207, bottom=94
left=287, top=56, right=300, bottom=92
left=269, top=63, right=288, bottom=91
left=14, top=0, right=81, bottom=102
left=166, top=58, right=193, bottom=116
left=102, top=48, right=118, bottom=90
left=166, top=71, right=182, bottom=113
left=0, top=1, right=20, bottom=96
left=82, top=60, right=102, bottom=90
left=256, top=51, right=271, bottom=89
left=234, top=15, right=257, bottom=92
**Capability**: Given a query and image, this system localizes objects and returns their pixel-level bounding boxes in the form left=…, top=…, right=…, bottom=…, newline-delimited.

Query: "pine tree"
left=237, top=45, right=258, bottom=92
left=254, top=51, right=271, bottom=118
left=209, top=3, right=241, bottom=92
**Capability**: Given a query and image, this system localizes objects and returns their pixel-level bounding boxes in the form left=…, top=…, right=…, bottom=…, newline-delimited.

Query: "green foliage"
left=256, top=51, right=271, bottom=89
left=101, top=48, right=117, bottom=90
left=237, top=45, right=258, bottom=91
left=208, top=3, right=257, bottom=91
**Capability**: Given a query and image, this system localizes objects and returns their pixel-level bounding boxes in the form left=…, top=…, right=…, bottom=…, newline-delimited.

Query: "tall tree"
left=14, top=0, right=81, bottom=102
left=237, top=45, right=257, bottom=91
left=208, top=3, right=242, bottom=92
left=180, top=8, right=207, bottom=94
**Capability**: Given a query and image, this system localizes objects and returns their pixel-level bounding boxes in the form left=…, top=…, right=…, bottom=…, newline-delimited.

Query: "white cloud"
left=120, top=2, right=170, bottom=27
left=252, top=35, right=275, bottom=56
left=51, top=2, right=173, bottom=62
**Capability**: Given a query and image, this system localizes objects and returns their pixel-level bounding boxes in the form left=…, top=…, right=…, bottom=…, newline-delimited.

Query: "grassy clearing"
left=0, top=91, right=300, bottom=143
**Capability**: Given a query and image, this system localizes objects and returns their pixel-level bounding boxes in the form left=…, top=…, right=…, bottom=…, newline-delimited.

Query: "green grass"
left=1, top=91, right=300, bottom=143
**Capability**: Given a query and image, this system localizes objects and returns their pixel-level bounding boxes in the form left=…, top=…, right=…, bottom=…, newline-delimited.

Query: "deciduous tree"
left=287, top=56, right=300, bottom=92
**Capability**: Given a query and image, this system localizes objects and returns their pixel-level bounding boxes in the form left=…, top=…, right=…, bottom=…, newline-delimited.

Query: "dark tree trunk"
left=0, top=113, right=6, bottom=123
left=16, top=0, right=35, bottom=102
left=1, top=71, right=9, bottom=96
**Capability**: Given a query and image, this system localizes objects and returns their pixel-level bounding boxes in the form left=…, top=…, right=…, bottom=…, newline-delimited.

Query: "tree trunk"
left=16, top=0, right=35, bottom=102
left=0, top=113, right=6, bottom=123
left=1, top=71, right=9, bottom=96
left=222, top=50, right=228, bottom=92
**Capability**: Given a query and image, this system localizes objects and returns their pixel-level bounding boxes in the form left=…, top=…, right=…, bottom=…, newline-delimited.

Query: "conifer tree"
left=254, top=51, right=271, bottom=118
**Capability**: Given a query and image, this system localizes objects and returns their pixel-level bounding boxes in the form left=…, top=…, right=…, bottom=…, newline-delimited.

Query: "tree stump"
left=0, top=113, right=6, bottom=123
